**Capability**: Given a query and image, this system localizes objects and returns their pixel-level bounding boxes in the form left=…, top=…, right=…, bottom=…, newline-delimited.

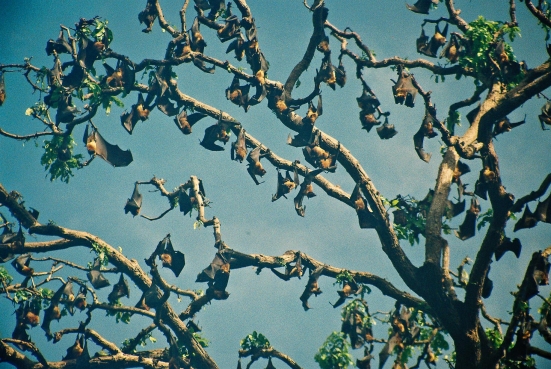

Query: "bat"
left=271, top=169, right=299, bottom=202
left=226, top=76, right=250, bottom=111
left=406, top=0, right=438, bottom=14
left=108, top=274, right=130, bottom=304
left=244, top=25, right=269, bottom=86
left=303, top=95, right=323, bottom=126
left=352, top=183, right=377, bottom=229
left=121, top=93, right=150, bottom=134
left=341, top=305, right=372, bottom=349
left=187, top=320, right=202, bottom=332
left=192, top=55, right=216, bottom=74
left=452, top=161, right=471, bottom=184
left=294, top=168, right=324, bottom=217
left=1, top=224, right=24, bottom=262
left=482, top=267, right=493, bottom=299
left=217, top=14, right=241, bottom=42
left=317, top=34, right=330, bottom=53
left=46, top=29, right=73, bottom=55
left=194, top=0, right=211, bottom=10
left=103, top=60, right=135, bottom=93
left=136, top=283, right=163, bottom=311
left=454, top=197, right=480, bottom=240
left=146, top=66, right=171, bottom=104
left=196, top=251, right=230, bottom=296
left=376, top=118, right=398, bottom=139
left=359, top=110, right=381, bottom=132
left=413, top=128, right=431, bottom=163
left=271, top=253, right=303, bottom=281
left=124, top=183, right=143, bottom=217
left=226, top=33, right=246, bottom=61
left=231, top=128, right=248, bottom=162
left=539, top=101, right=551, bottom=130
left=302, top=133, right=339, bottom=172
left=63, top=334, right=85, bottom=361
left=48, top=57, right=63, bottom=87
left=83, top=125, right=133, bottom=167
left=336, top=57, right=347, bottom=88
left=206, top=0, right=225, bottom=20
left=287, top=98, right=320, bottom=147
left=265, top=358, right=276, bottom=369
left=174, top=109, right=207, bottom=135
left=331, top=279, right=363, bottom=308
left=299, top=265, right=324, bottom=310
left=356, top=89, right=380, bottom=112
left=391, top=70, right=417, bottom=108
left=158, top=235, right=186, bottom=277
left=12, top=254, right=34, bottom=277
left=536, top=192, right=551, bottom=223
left=440, top=33, right=461, bottom=63
left=87, top=258, right=110, bottom=289
left=175, top=38, right=192, bottom=57
left=19, top=300, right=40, bottom=327
left=179, top=187, right=193, bottom=216
left=200, top=124, right=227, bottom=151
left=42, top=281, right=72, bottom=338
left=246, top=146, right=268, bottom=185
left=417, top=24, right=448, bottom=57
left=317, top=53, right=337, bottom=90
left=495, top=237, right=522, bottom=261
left=190, top=17, right=207, bottom=53
left=493, top=116, right=526, bottom=136
left=56, top=94, right=79, bottom=125
left=444, top=198, right=465, bottom=219
left=139, top=0, right=157, bottom=33
left=12, top=320, right=31, bottom=350
left=73, top=286, right=88, bottom=312
left=514, top=205, right=539, bottom=232
left=0, top=72, right=6, bottom=106
left=156, top=95, right=180, bottom=116
left=77, top=36, right=104, bottom=70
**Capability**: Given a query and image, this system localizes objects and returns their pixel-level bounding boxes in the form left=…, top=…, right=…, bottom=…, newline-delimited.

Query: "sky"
left=0, top=1, right=550, bottom=368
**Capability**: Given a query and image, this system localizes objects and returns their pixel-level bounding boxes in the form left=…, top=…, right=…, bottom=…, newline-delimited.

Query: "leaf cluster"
left=314, top=331, right=354, bottom=369
left=40, top=135, right=84, bottom=183
left=240, top=331, right=271, bottom=351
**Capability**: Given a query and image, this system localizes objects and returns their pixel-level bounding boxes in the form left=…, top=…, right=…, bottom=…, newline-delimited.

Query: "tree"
left=0, top=0, right=551, bottom=368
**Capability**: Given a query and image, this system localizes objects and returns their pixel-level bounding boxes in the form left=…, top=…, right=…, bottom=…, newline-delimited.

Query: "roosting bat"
left=495, top=237, right=522, bottom=261
left=48, top=57, right=63, bottom=87
left=108, top=274, right=130, bottom=303
left=87, top=258, right=110, bottom=289
left=245, top=23, right=269, bottom=86
left=226, top=76, right=250, bottom=111
left=226, top=33, right=246, bottom=61
left=271, top=253, right=303, bottom=281
left=178, top=187, right=193, bottom=216
left=190, top=17, right=207, bottom=53
left=12, top=319, right=31, bottom=350
left=42, top=281, right=73, bottom=338
left=174, top=110, right=207, bottom=135
left=155, top=95, right=180, bottom=116
left=63, top=334, right=85, bottom=361
left=303, top=133, right=339, bottom=172
left=154, top=234, right=186, bottom=277
left=77, top=36, right=105, bottom=70
left=246, top=146, right=268, bottom=185
left=336, top=58, right=347, bottom=88
left=73, top=286, right=88, bottom=312
left=392, top=69, right=417, bottom=108
left=341, top=304, right=372, bottom=349
left=139, top=0, right=157, bottom=33
left=376, top=118, right=398, bottom=139
left=217, top=14, right=241, bottom=42
left=136, top=283, right=163, bottom=310
left=317, top=53, right=337, bottom=90
left=536, top=192, right=551, bottom=223
left=12, top=254, right=34, bottom=277
left=331, top=279, right=363, bottom=308
left=272, top=169, right=299, bottom=202
left=441, top=33, right=461, bottom=63
left=452, top=161, right=471, bottom=185
left=299, top=265, right=324, bottom=310
left=83, top=125, right=133, bottom=167
left=18, top=300, right=40, bottom=327
left=454, top=197, right=480, bottom=240
left=352, top=183, right=377, bottom=229
left=417, top=24, right=448, bottom=57
left=103, top=60, right=135, bottom=93
left=444, top=198, right=465, bottom=219
left=539, top=101, right=551, bottom=130
left=56, top=94, right=79, bottom=125
left=413, top=110, right=438, bottom=162
left=406, top=0, right=438, bottom=14
left=294, top=168, right=324, bottom=217
left=196, top=251, right=230, bottom=298
left=514, top=205, right=539, bottom=232
left=493, top=116, right=526, bottom=136
left=482, top=267, right=493, bottom=299
left=524, top=253, right=551, bottom=300
left=124, top=183, right=143, bottom=217
left=356, top=88, right=380, bottom=112
left=201, top=124, right=226, bottom=151
left=231, top=128, right=248, bottom=162
left=121, top=93, right=150, bottom=134
left=46, top=29, right=73, bottom=55
left=0, top=71, right=6, bottom=107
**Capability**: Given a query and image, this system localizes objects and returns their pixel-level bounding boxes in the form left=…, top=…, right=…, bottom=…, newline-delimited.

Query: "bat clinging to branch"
left=84, top=125, right=133, bottom=167
left=124, top=182, right=143, bottom=217
left=300, top=265, right=324, bottom=310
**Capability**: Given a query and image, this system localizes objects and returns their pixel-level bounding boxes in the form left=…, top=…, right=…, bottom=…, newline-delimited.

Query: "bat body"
left=217, top=14, right=241, bottom=42
left=441, top=33, right=461, bottom=63
left=56, top=94, right=79, bottom=125
left=108, top=274, right=130, bottom=303
left=272, top=169, right=299, bottom=202
left=104, top=60, right=135, bottom=93
left=514, top=205, right=539, bottom=232
left=288, top=97, right=322, bottom=146
left=406, top=0, right=438, bottom=14
left=179, top=188, right=193, bottom=216
left=84, top=125, right=133, bottom=167
left=12, top=254, right=34, bottom=277
left=48, top=57, right=63, bottom=87
left=303, top=134, right=339, bottom=172
left=87, top=258, right=110, bottom=289
left=493, top=116, right=526, bottom=136
left=417, top=24, right=448, bottom=57
left=124, top=183, right=143, bottom=217
left=201, top=124, right=227, bottom=151
left=376, top=119, right=398, bottom=139
left=46, top=30, right=73, bottom=55
left=174, top=110, right=207, bottom=135
left=190, top=17, right=207, bottom=53
left=294, top=168, right=324, bottom=217
left=271, top=253, right=303, bottom=281
left=139, top=0, right=157, bottom=33
left=226, top=76, right=250, bottom=111
left=12, top=320, right=31, bottom=350
left=136, top=284, right=163, bottom=310
left=539, top=101, right=551, bottom=130
left=231, top=128, right=248, bottom=162
left=352, top=183, right=377, bottom=229
left=455, top=198, right=480, bottom=240
left=157, top=235, right=186, bottom=277
left=413, top=110, right=438, bottom=162
left=226, top=33, right=246, bottom=61
left=121, top=94, right=150, bottom=134
left=246, top=146, right=268, bottom=185
left=495, top=237, right=522, bottom=261
left=299, top=266, right=324, bottom=310
left=317, top=54, right=337, bottom=90
left=42, top=281, right=71, bottom=338
left=73, top=286, right=88, bottom=312
left=156, top=95, right=180, bottom=116
left=196, top=251, right=230, bottom=298
left=536, top=192, right=551, bottom=223
left=63, top=335, right=85, bottom=360
left=392, top=70, right=417, bottom=108
left=331, top=279, right=362, bottom=308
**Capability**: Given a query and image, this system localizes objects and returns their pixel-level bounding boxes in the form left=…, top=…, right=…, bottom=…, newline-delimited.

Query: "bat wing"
left=87, top=259, right=110, bottom=289
left=495, top=237, right=522, bottom=261
left=188, top=112, right=208, bottom=126
left=166, top=250, right=185, bottom=277
left=406, top=0, right=433, bottom=14
left=179, top=188, right=193, bottom=215
left=413, top=129, right=431, bottom=163
left=535, top=192, right=551, bottom=223
left=124, top=183, right=142, bottom=216
left=200, top=125, right=225, bottom=151
left=376, top=120, right=398, bottom=139
left=514, top=205, right=539, bottom=231
left=156, top=95, right=179, bottom=116
left=93, top=131, right=133, bottom=167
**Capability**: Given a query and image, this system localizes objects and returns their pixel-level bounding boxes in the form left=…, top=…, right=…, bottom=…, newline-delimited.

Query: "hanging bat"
left=413, top=128, right=431, bottom=163
left=108, top=274, right=130, bottom=304
left=271, top=253, right=303, bottom=281
left=247, top=79, right=267, bottom=108
left=246, top=146, right=268, bottom=185
left=299, top=265, right=324, bottom=310
left=179, top=187, right=193, bottom=216
left=12, top=254, right=34, bottom=277
left=187, top=320, right=202, bottom=333
left=392, top=70, right=417, bottom=108
left=156, top=95, right=180, bottom=116
left=83, top=125, right=133, bottom=167
left=196, top=251, right=230, bottom=296
left=335, top=57, right=347, bottom=88
left=146, top=66, right=171, bottom=104
left=482, top=267, right=493, bottom=299
left=287, top=99, right=319, bottom=147
left=272, top=169, right=299, bottom=202
left=493, top=116, right=526, bottom=136
left=539, top=101, right=551, bottom=130
left=356, top=89, right=380, bottom=112
left=418, top=24, right=448, bottom=57
left=45, top=29, right=73, bottom=55
left=217, top=14, right=241, bottom=42
left=87, top=258, right=110, bottom=289
left=294, top=168, right=324, bottom=217
left=441, top=33, right=461, bottom=63
left=48, top=57, right=63, bottom=87
left=454, top=197, right=480, bottom=240
left=331, top=278, right=363, bottom=308
left=12, top=319, right=31, bottom=350
left=0, top=72, right=5, bottom=106
left=514, top=205, right=539, bottom=232
left=406, top=0, right=438, bottom=14
left=174, top=110, right=207, bottom=135
left=158, top=235, right=186, bottom=277
left=200, top=124, right=227, bottom=151
left=56, top=94, right=79, bottom=125
left=244, top=28, right=269, bottom=86
left=495, top=237, right=522, bottom=261
left=444, top=198, right=465, bottom=219
left=376, top=118, right=398, bottom=139
left=226, top=33, right=246, bottom=61
left=139, top=0, right=157, bottom=33
left=190, top=17, right=207, bottom=53
left=103, top=60, right=135, bottom=91
left=474, top=170, right=488, bottom=200
left=19, top=300, right=40, bottom=327
left=303, top=95, right=323, bottom=125
left=206, top=0, right=225, bottom=20
left=317, top=34, right=330, bottom=53
left=226, top=76, right=250, bottom=111
left=342, top=305, right=371, bottom=349
left=536, top=192, right=551, bottom=223
left=302, top=133, right=339, bottom=172
left=265, top=357, right=276, bottom=369
left=63, top=334, right=85, bottom=361
left=317, top=54, right=337, bottom=90
left=359, top=110, right=381, bottom=132
left=73, top=286, right=88, bottom=312
left=352, top=183, right=377, bottom=229
left=231, top=128, right=248, bottom=162
left=135, top=283, right=163, bottom=311
left=77, top=36, right=104, bottom=70
left=194, top=0, right=211, bottom=11
left=121, top=93, right=150, bottom=134
left=42, top=281, right=72, bottom=338
left=452, top=161, right=471, bottom=184
left=124, top=183, right=143, bottom=217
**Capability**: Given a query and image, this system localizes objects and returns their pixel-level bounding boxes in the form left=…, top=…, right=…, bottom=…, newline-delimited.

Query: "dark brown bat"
left=294, top=168, right=324, bottom=217
left=73, top=286, right=88, bottom=312
left=46, top=29, right=73, bottom=55
left=139, top=0, right=157, bottom=33
left=539, top=101, right=551, bottom=130
left=245, top=25, right=269, bottom=86
left=121, top=93, right=150, bottom=134
left=158, top=235, right=186, bottom=277
left=48, top=57, right=63, bottom=87
left=103, top=60, right=135, bottom=93
left=514, top=205, right=539, bottom=232
left=336, top=57, right=347, bottom=88
left=303, top=95, right=323, bottom=125
left=272, top=169, right=299, bottom=202
left=317, top=53, right=337, bottom=90
left=418, top=24, right=448, bottom=57
left=108, top=274, right=130, bottom=304
left=482, top=267, right=493, bottom=299
left=12, top=254, right=34, bottom=277
left=359, top=110, right=381, bottom=132
left=179, top=187, right=193, bottom=216
left=196, top=251, right=230, bottom=297
left=155, top=95, right=180, bottom=116
left=18, top=300, right=40, bottom=327
left=226, top=33, right=246, bottom=61
left=83, top=125, right=133, bottom=167
left=495, top=237, right=522, bottom=261
left=299, top=265, right=324, bottom=310
left=287, top=98, right=321, bottom=147
left=206, top=0, right=225, bottom=20
left=494, top=116, right=526, bottom=136
left=231, top=128, right=248, bottom=162
left=246, top=146, right=268, bottom=185
left=265, top=357, right=276, bottom=369
left=392, top=70, right=417, bottom=108
left=226, top=76, right=250, bottom=111
left=413, top=127, right=431, bottom=163
left=352, top=183, right=377, bottom=229
left=77, top=36, right=104, bottom=70
left=452, top=161, right=471, bottom=184
left=124, top=183, right=143, bottom=217
left=271, top=253, right=303, bottom=281
left=376, top=118, right=398, bottom=139
left=87, top=258, right=110, bottom=289
left=302, top=133, right=339, bottom=172
left=201, top=124, right=227, bottom=151
left=12, top=319, right=31, bottom=350
left=190, top=17, right=207, bottom=53
left=247, top=80, right=267, bottom=108
left=444, top=198, right=465, bottom=219
left=317, top=34, right=330, bottom=53
left=536, top=192, right=551, bottom=223
left=454, top=197, right=480, bottom=240
left=63, top=334, right=85, bottom=361
left=217, top=14, right=241, bottom=42
left=56, top=94, right=79, bottom=125
left=406, top=0, right=438, bottom=14
left=174, top=110, right=207, bottom=135
left=441, top=33, right=461, bottom=63
left=331, top=279, right=362, bottom=308
left=42, top=281, right=71, bottom=338
left=135, top=283, right=163, bottom=311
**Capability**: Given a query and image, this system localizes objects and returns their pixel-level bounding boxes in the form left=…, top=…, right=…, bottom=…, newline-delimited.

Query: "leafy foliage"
left=314, top=331, right=353, bottom=369
left=240, top=331, right=271, bottom=351
left=40, top=135, right=84, bottom=183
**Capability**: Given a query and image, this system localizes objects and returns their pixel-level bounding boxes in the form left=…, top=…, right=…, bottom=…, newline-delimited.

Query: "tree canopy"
left=1, top=1, right=551, bottom=369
